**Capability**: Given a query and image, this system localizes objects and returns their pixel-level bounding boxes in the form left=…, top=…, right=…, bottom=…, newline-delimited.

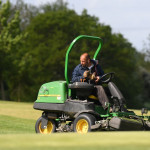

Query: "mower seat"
left=108, top=82, right=124, bottom=100
left=108, top=82, right=130, bottom=112
left=68, top=82, right=94, bottom=99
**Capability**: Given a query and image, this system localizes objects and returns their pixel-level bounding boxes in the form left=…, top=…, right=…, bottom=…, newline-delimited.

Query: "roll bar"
left=65, top=35, right=103, bottom=84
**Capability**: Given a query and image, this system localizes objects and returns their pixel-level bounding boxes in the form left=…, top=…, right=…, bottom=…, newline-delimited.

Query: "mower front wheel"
left=73, top=113, right=96, bottom=133
left=35, top=117, right=56, bottom=134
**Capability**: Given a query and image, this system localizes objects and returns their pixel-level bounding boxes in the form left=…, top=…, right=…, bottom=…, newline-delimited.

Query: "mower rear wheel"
left=73, top=113, right=96, bottom=133
left=35, top=117, right=56, bottom=134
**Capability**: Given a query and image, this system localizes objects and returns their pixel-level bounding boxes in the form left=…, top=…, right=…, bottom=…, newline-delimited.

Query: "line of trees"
left=0, top=0, right=150, bottom=108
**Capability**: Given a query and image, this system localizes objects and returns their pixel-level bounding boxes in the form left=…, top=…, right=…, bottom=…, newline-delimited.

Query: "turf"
left=0, top=100, right=41, bottom=120
left=1, top=132, right=150, bottom=150
left=0, top=115, right=35, bottom=134
left=0, top=100, right=150, bottom=150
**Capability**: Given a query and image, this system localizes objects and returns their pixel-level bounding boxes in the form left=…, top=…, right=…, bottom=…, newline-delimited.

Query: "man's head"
left=80, top=53, right=91, bottom=67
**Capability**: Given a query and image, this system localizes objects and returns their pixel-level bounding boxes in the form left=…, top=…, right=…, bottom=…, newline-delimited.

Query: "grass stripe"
left=0, top=100, right=150, bottom=150
left=0, top=114, right=35, bottom=134
left=0, top=132, right=150, bottom=150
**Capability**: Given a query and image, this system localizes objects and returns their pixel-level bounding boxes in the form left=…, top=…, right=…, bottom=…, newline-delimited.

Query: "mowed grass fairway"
left=0, top=101, right=150, bottom=150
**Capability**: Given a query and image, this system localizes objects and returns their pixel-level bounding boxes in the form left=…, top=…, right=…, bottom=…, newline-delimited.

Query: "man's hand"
left=83, top=71, right=97, bottom=81
left=91, top=72, right=96, bottom=80
left=95, top=76, right=100, bottom=83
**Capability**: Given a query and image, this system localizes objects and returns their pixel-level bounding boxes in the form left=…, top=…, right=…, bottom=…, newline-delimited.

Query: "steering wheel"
left=100, top=72, right=115, bottom=84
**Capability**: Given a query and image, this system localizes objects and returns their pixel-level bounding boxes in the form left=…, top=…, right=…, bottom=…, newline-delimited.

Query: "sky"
left=10, top=0, right=150, bottom=51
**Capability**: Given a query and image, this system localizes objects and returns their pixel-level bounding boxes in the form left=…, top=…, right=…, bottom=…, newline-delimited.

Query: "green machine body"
left=36, top=81, right=67, bottom=103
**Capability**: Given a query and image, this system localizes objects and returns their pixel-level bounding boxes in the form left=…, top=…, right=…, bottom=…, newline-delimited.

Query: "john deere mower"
left=33, top=35, right=150, bottom=134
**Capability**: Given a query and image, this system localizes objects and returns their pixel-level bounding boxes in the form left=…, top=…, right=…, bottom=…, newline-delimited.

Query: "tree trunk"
left=17, top=82, right=21, bottom=102
left=0, top=79, right=6, bottom=100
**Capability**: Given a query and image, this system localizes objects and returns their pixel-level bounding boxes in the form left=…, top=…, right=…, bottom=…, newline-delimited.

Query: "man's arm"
left=96, top=64, right=104, bottom=77
left=72, top=66, right=83, bottom=82
left=95, top=64, right=104, bottom=83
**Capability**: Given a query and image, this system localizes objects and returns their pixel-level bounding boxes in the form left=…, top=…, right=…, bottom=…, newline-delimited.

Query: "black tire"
left=35, top=117, right=56, bottom=134
left=73, top=113, right=96, bottom=133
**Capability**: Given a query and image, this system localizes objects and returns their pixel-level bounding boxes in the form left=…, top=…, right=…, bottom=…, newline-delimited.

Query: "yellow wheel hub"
left=76, top=119, right=89, bottom=133
left=39, top=121, right=53, bottom=134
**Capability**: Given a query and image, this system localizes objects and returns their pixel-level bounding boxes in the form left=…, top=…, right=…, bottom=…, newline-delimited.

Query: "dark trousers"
left=94, top=85, right=109, bottom=110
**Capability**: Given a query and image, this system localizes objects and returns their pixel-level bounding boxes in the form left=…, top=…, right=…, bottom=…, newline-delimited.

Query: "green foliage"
left=137, top=36, right=150, bottom=108
left=11, top=0, right=39, bottom=30
left=0, top=0, right=26, bottom=101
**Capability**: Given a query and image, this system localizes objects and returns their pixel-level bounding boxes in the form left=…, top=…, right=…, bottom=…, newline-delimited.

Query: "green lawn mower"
left=33, top=35, right=150, bottom=134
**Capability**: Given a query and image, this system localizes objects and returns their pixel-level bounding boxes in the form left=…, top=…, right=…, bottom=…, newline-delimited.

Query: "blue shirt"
left=72, top=60, right=104, bottom=82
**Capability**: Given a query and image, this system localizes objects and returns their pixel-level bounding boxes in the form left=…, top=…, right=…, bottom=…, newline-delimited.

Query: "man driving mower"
left=72, top=53, right=127, bottom=112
